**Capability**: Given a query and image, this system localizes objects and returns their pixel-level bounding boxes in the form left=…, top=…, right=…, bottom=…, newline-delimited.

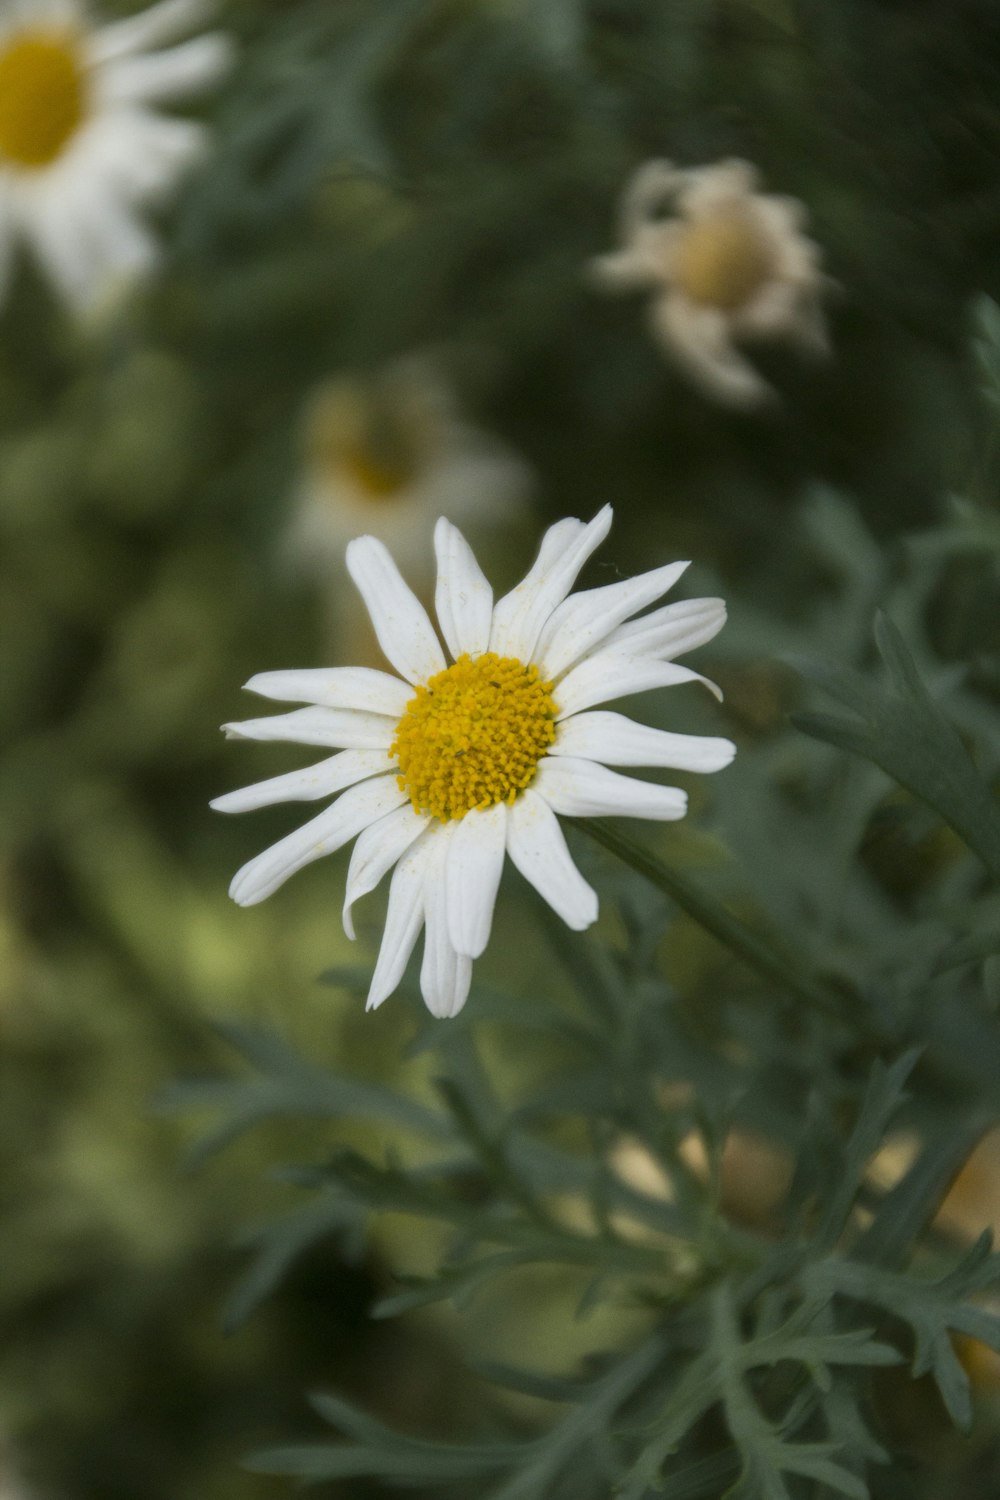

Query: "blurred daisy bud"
left=592, top=158, right=831, bottom=409
left=0, top=0, right=232, bottom=315
left=286, top=358, right=533, bottom=649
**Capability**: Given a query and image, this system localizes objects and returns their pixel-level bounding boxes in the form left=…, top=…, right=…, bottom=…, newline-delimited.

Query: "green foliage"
left=177, top=959, right=998, bottom=1497
left=157, top=469, right=1000, bottom=1497
left=792, top=614, right=1000, bottom=882
left=6, top=2, right=1000, bottom=1498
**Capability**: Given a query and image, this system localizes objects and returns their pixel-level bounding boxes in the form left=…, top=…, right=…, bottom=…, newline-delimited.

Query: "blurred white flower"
left=592, top=158, right=830, bottom=408
left=0, top=0, right=231, bottom=312
left=287, top=358, right=533, bottom=586
left=214, top=506, right=734, bottom=1019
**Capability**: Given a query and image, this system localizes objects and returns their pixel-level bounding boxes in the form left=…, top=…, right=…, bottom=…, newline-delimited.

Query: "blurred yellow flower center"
left=392, top=653, right=557, bottom=822
left=340, top=447, right=413, bottom=500
left=673, top=215, right=772, bottom=310
left=0, top=33, right=86, bottom=168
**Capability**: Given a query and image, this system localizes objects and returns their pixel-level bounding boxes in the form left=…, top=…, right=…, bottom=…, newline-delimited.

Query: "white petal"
left=210, top=748, right=392, bottom=814
left=735, top=280, right=801, bottom=339
left=89, top=0, right=215, bottom=62
left=244, top=666, right=411, bottom=717
left=601, top=597, right=727, bottom=659
left=756, top=194, right=808, bottom=238
left=366, top=832, right=435, bottom=1011
left=346, top=535, right=447, bottom=686
left=342, top=802, right=427, bottom=940
left=96, top=35, right=233, bottom=106
left=555, top=654, right=722, bottom=720
left=653, top=295, right=772, bottom=409
left=20, top=188, right=101, bottom=312
left=222, top=705, right=396, bottom=750
left=38, top=179, right=158, bottom=306
left=589, top=237, right=669, bottom=293
left=229, top=774, right=407, bottom=906
left=677, top=159, right=759, bottom=218
left=506, top=789, right=598, bottom=931
left=92, top=111, right=206, bottom=201
left=536, top=560, right=690, bottom=679
left=88, top=193, right=159, bottom=277
left=617, top=159, right=684, bottom=239
left=444, top=802, right=507, bottom=959
left=532, top=757, right=687, bottom=821
left=552, top=712, right=735, bottom=773
left=488, top=507, right=613, bottom=662
left=433, top=517, right=493, bottom=660
left=421, top=831, right=473, bottom=1018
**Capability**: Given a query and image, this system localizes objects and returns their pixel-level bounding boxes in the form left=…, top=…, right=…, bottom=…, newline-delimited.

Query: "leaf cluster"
left=162, top=440, right=1000, bottom=1497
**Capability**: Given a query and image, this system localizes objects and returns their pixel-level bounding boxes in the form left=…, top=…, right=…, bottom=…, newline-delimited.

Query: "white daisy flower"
left=287, top=358, right=532, bottom=583
left=0, top=0, right=232, bottom=312
left=592, top=158, right=830, bottom=408
left=214, top=507, right=735, bottom=1019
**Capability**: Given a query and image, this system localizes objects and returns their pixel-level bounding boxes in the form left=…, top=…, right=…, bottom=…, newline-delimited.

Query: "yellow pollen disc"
left=0, top=32, right=87, bottom=169
left=673, top=214, right=772, bottom=311
left=391, top=652, right=557, bottom=822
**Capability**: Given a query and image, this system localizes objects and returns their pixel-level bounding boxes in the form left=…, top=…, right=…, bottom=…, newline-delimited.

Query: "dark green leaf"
left=793, top=614, right=1000, bottom=882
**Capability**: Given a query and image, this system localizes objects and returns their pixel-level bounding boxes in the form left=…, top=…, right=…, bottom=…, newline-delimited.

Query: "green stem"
left=575, top=819, right=845, bottom=1019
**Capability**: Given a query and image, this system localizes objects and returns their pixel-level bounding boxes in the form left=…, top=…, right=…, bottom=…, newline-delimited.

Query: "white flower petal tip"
left=433, top=516, right=493, bottom=660
left=363, top=832, right=433, bottom=1010
left=592, top=156, right=830, bottom=408
left=537, top=558, right=693, bottom=679
left=217, top=507, right=730, bottom=1015
left=242, top=666, right=411, bottom=717
left=489, top=505, right=613, bottom=662
left=346, top=534, right=446, bottom=685
left=552, top=712, right=736, bottom=775
left=0, top=0, right=230, bottom=314
left=534, top=757, right=688, bottom=822
left=227, top=775, right=407, bottom=907
left=211, top=748, right=392, bottom=815
left=507, top=790, right=599, bottom=932
left=221, top=705, right=395, bottom=750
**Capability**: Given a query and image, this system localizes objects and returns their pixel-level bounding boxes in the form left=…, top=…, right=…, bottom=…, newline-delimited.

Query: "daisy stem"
left=575, top=819, right=844, bottom=1019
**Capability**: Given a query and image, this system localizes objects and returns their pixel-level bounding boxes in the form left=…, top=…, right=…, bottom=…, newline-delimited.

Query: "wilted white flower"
left=0, top=0, right=231, bottom=312
left=214, top=507, right=734, bottom=1019
left=592, top=158, right=829, bottom=408
left=287, top=358, right=532, bottom=583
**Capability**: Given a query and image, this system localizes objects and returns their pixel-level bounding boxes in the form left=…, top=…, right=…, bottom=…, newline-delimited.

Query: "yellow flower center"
left=392, top=653, right=557, bottom=822
left=340, top=447, right=413, bottom=500
left=307, top=380, right=433, bottom=507
left=0, top=32, right=87, bottom=169
left=673, top=214, right=772, bottom=311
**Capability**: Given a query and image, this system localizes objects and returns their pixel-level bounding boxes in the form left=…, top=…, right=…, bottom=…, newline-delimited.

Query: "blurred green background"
left=5, top=0, right=1000, bottom=1495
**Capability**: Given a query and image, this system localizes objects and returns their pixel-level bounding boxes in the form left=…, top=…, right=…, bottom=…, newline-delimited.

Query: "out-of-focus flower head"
left=0, top=0, right=232, bottom=314
left=287, top=356, right=533, bottom=587
left=592, top=158, right=830, bottom=409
